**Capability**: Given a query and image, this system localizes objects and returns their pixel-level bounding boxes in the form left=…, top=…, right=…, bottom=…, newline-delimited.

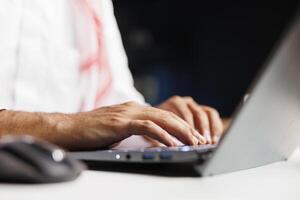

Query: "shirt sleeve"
left=0, top=1, right=23, bottom=109
left=97, top=0, right=146, bottom=106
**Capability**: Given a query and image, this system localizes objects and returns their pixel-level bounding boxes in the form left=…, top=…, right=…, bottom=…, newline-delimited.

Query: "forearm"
left=0, top=110, right=76, bottom=149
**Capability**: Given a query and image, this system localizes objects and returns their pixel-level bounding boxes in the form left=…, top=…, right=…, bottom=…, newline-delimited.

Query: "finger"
left=168, top=97, right=195, bottom=128
left=142, top=108, right=203, bottom=145
left=202, top=106, right=224, bottom=144
left=143, top=135, right=167, bottom=147
left=185, top=99, right=212, bottom=144
left=128, top=120, right=181, bottom=146
left=159, top=110, right=206, bottom=145
left=165, top=109, right=207, bottom=145
left=157, top=103, right=205, bottom=144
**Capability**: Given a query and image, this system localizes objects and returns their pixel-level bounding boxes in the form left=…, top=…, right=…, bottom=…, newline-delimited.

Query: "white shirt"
left=0, top=0, right=145, bottom=113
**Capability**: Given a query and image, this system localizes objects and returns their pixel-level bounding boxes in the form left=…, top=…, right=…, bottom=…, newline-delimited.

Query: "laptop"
left=70, top=11, right=300, bottom=176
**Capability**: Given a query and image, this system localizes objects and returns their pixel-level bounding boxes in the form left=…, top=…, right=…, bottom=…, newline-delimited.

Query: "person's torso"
left=0, top=0, right=80, bottom=112
left=0, top=0, right=145, bottom=113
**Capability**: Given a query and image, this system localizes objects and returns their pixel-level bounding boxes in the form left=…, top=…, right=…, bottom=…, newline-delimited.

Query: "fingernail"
left=192, top=136, right=199, bottom=145
left=204, top=130, right=212, bottom=144
left=194, top=130, right=206, bottom=144
left=173, top=139, right=182, bottom=146
left=213, top=135, right=220, bottom=144
left=169, top=136, right=182, bottom=146
left=199, top=138, right=206, bottom=145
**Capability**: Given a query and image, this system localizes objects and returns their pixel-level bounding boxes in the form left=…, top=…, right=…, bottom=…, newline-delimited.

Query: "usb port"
left=142, top=153, right=155, bottom=160
left=159, top=152, right=172, bottom=160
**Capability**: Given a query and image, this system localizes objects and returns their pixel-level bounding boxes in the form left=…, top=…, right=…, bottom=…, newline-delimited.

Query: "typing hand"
left=157, top=96, right=224, bottom=144
left=59, top=101, right=207, bottom=150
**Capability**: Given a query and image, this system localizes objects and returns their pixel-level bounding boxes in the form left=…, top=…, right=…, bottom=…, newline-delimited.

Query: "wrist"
left=43, top=113, right=71, bottom=134
left=41, top=112, right=78, bottom=143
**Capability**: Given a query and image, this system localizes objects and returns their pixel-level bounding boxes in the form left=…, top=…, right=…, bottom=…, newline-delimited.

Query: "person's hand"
left=57, top=101, right=207, bottom=150
left=157, top=96, right=223, bottom=144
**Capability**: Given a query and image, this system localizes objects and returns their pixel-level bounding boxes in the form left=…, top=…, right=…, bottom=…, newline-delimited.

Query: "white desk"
left=1, top=147, right=300, bottom=200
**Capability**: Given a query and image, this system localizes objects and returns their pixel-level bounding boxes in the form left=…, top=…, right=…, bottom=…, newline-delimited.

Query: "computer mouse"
left=0, top=136, right=85, bottom=183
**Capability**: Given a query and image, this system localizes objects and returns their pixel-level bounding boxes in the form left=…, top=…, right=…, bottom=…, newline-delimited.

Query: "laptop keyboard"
left=112, top=144, right=216, bottom=153
left=147, top=144, right=216, bottom=152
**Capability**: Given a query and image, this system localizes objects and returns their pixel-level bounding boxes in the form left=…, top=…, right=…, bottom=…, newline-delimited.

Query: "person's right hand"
left=57, top=101, right=207, bottom=150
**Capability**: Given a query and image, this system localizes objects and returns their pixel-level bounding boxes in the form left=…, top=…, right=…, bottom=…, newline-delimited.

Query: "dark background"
left=113, top=0, right=299, bottom=117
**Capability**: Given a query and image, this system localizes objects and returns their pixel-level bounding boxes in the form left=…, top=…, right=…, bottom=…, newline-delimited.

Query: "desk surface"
left=1, top=147, right=300, bottom=200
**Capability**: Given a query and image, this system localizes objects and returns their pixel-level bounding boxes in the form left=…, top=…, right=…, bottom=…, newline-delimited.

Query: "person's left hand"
left=156, top=96, right=224, bottom=144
